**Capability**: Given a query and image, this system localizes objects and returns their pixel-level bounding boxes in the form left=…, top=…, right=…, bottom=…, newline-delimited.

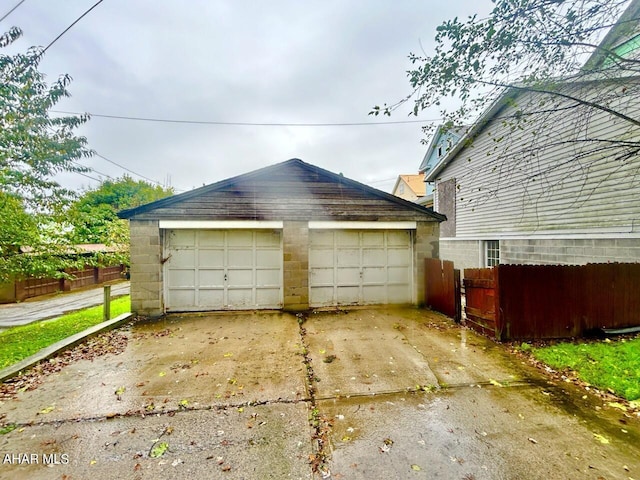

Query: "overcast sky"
left=3, top=0, right=493, bottom=194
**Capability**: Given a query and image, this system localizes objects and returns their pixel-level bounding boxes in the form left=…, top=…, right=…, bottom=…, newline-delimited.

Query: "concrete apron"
left=0, top=309, right=638, bottom=480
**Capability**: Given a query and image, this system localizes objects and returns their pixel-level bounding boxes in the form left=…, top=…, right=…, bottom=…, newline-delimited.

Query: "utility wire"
left=0, top=0, right=26, bottom=23
left=51, top=110, right=441, bottom=127
left=94, top=152, right=164, bottom=186
left=41, top=0, right=104, bottom=55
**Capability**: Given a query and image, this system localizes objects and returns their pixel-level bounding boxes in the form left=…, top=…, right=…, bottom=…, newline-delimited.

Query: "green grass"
left=0, top=295, right=130, bottom=370
left=533, top=337, right=640, bottom=401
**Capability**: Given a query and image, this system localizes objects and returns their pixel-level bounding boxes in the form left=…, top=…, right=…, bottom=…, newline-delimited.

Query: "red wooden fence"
left=425, top=258, right=461, bottom=321
left=464, top=263, right=640, bottom=340
left=6, top=264, right=126, bottom=303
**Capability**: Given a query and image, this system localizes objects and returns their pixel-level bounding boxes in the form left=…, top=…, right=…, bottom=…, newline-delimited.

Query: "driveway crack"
left=296, top=312, right=332, bottom=477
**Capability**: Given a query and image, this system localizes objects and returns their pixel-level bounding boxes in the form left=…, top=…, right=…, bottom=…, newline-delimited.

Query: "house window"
left=399, top=183, right=405, bottom=194
left=485, top=240, right=500, bottom=267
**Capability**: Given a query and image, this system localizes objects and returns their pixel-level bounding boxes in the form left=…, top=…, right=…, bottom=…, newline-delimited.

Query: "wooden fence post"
left=103, top=285, right=111, bottom=321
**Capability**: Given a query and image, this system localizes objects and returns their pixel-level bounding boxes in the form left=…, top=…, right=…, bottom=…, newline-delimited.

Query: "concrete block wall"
left=129, top=219, right=163, bottom=316
left=282, top=221, right=309, bottom=311
left=501, top=238, right=640, bottom=265
left=414, top=221, right=440, bottom=305
left=439, top=240, right=482, bottom=274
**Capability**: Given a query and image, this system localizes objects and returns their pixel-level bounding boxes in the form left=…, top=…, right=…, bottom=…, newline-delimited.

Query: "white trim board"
left=441, top=230, right=640, bottom=241
left=159, top=220, right=283, bottom=229
left=309, top=221, right=417, bottom=230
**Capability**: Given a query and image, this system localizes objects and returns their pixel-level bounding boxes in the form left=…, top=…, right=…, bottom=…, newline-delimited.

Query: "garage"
left=119, top=159, right=444, bottom=316
left=164, top=228, right=282, bottom=311
left=309, top=228, right=413, bottom=307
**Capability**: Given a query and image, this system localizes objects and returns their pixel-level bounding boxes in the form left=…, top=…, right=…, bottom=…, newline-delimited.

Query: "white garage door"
left=164, top=229, right=282, bottom=311
left=309, top=230, right=413, bottom=307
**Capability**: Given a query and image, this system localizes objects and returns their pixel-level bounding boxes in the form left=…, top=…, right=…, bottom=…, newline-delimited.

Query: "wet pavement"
left=0, top=281, right=130, bottom=328
left=0, top=308, right=639, bottom=479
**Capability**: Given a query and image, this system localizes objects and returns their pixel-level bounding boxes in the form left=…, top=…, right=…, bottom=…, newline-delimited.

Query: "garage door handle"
left=224, top=274, right=228, bottom=282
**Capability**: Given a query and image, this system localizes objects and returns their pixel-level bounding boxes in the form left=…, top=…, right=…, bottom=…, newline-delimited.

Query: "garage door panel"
left=387, top=249, right=410, bottom=265
left=171, top=249, right=196, bottom=267
left=170, top=230, right=196, bottom=246
left=362, top=267, right=385, bottom=283
left=198, top=249, right=224, bottom=267
left=337, top=249, right=359, bottom=265
left=198, top=230, right=224, bottom=246
left=310, top=230, right=334, bottom=246
left=337, top=267, right=360, bottom=284
left=168, top=269, right=195, bottom=287
left=228, top=249, right=254, bottom=267
left=362, top=248, right=385, bottom=266
left=388, top=266, right=411, bottom=283
left=255, top=231, right=281, bottom=247
left=311, top=268, right=334, bottom=284
left=336, top=231, right=359, bottom=246
left=310, top=287, right=334, bottom=306
left=256, top=288, right=281, bottom=305
left=228, top=269, right=253, bottom=286
left=198, top=289, right=224, bottom=306
left=198, top=269, right=224, bottom=287
left=227, top=230, right=253, bottom=246
left=310, top=248, right=333, bottom=268
left=168, top=289, right=195, bottom=307
left=309, top=229, right=413, bottom=307
left=362, top=285, right=386, bottom=303
left=362, top=231, right=384, bottom=246
left=165, top=229, right=282, bottom=311
left=227, top=288, right=253, bottom=307
left=256, top=249, right=281, bottom=267
left=337, top=286, right=359, bottom=304
left=256, top=269, right=281, bottom=286
left=387, top=230, right=410, bottom=246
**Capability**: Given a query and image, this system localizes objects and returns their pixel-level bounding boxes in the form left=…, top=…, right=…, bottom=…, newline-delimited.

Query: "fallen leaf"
left=90, top=459, right=97, bottom=465
left=159, top=371, right=166, bottom=377
left=528, top=437, right=538, bottom=444
left=593, top=433, right=610, bottom=444
left=411, top=464, right=422, bottom=471
left=150, top=441, right=169, bottom=458
left=39, top=406, right=54, bottom=414
left=608, top=402, right=627, bottom=412
left=223, top=353, right=233, bottom=358
left=489, top=379, right=503, bottom=387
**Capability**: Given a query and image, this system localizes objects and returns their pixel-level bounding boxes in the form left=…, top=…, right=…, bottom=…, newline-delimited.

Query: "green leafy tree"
left=67, top=176, right=174, bottom=265
left=373, top=0, right=639, bottom=125
left=373, top=0, right=640, bottom=209
left=0, top=27, right=93, bottom=281
left=1, top=27, right=92, bottom=209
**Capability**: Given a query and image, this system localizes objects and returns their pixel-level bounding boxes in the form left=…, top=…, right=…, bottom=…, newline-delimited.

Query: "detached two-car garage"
left=119, top=159, right=444, bottom=316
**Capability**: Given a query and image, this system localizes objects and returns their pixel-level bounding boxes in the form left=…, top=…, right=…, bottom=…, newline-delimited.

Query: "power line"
left=94, top=152, right=164, bottom=186
left=41, top=0, right=104, bottom=54
left=76, top=171, right=103, bottom=183
left=51, top=110, right=442, bottom=127
left=0, top=0, right=26, bottom=23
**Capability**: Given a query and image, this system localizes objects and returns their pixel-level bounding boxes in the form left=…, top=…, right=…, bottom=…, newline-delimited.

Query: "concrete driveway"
left=0, top=308, right=639, bottom=479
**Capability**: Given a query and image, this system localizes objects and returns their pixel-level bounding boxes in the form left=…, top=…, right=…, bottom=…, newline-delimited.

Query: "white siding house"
left=425, top=78, right=640, bottom=270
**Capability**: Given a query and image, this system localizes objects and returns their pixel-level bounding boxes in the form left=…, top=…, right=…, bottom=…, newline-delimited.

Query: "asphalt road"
left=0, top=282, right=130, bottom=328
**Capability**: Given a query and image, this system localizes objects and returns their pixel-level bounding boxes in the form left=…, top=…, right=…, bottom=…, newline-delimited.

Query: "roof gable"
left=419, top=126, right=467, bottom=174
left=119, top=158, right=445, bottom=222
